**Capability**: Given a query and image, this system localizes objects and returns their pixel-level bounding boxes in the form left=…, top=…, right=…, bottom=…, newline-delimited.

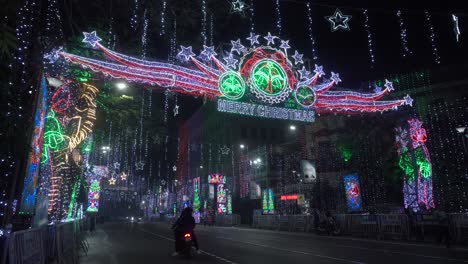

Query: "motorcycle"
left=180, top=232, right=193, bottom=258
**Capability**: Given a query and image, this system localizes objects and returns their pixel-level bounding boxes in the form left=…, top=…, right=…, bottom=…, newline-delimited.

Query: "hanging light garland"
left=305, top=1, right=318, bottom=61
left=249, top=0, right=255, bottom=34
left=396, top=10, right=412, bottom=57
left=275, top=0, right=282, bottom=37
left=425, top=11, right=441, bottom=64
left=160, top=0, right=167, bottom=35
left=130, top=0, right=140, bottom=30
left=141, top=9, right=149, bottom=59
left=362, top=9, right=375, bottom=67
left=201, top=0, right=207, bottom=45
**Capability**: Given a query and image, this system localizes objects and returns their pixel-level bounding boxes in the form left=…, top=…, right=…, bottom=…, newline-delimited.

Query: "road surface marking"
left=137, top=228, right=238, bottom=264
left=219, top=236, right=366, bottom=264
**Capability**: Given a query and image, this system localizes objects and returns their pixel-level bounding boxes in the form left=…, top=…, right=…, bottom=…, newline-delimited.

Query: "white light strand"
left=249, top=0, right=255, bottom=34
left=275, top=0, right=282, bottom=37
left=425, top=12, right=441, bottom=64
left=44, top=0, right=63, bottom=42
left=362, top=9, right=375, bottom=67
left=160, top=0, right=167, bottom=35
left=210, top=14, right=214, bottom=46
left=130, top=0, right=139, bottom=30
left=164, top=89, right=169, bottom=122
left=107, top=17, right=114, bottom=48
left=202, top=0, right=207, bottom=45
left=145, top=131, right=149, bottom=158
left=141, top=9, right=149, bottom=59
left=306, top=1, right=318, bottom=61
left=14, top=0, right=39, bottom=85
left=139, top=90, right=145, bottom=160
left=396, top=10, right=412, bottom=57
left=148, top=89, right=152, bottom=117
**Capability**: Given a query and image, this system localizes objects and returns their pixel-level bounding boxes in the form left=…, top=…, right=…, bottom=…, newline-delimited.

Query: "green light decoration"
left=67, top=180, right=78, bottom=219
left=204, top=200, right=207, bottom=210
left=294, top=86, right=316, bottom=108
left=262, top=190, right=268, bottom=212
left=227, top=195, right=232, bottom=214
left=173, top=203, right=177, bottom=215
left=219, top=71, right=246, bottom=100
left=41, top=110, right=66, bottom=164
left=338, top=145, right=353, bottom=162
left=251, top=59, right=287, bottom=96
left=193, top=182, right=200, bottom=211
left=81, top=137, right=93, bottom=153
left=267, top=189, right=274, bottom=213
left=415, top=148, right=431, bottom=178
left=398, top=149, right=415, bottom=182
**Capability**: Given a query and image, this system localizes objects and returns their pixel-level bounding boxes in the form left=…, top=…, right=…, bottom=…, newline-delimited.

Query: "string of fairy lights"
left=362, top=9, right=375, bottom=67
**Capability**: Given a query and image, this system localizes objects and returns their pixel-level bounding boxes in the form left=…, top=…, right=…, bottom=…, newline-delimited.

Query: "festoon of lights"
left=51, top=31, right=412, bottom=115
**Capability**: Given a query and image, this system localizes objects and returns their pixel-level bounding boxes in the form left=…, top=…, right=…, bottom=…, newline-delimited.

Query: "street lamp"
left=289, top=125, right=296, bottom=131
left=116, top=82, right=127, bottom=90
left=240, top=144, right=245, bottom=149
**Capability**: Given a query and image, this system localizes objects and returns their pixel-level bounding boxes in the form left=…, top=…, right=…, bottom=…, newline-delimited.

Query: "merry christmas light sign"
left=51, top=31, right=412, bottom=121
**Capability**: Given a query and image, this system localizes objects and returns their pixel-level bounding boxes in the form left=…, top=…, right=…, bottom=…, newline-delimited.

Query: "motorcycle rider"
left=171, top=207, right=200, bottom=256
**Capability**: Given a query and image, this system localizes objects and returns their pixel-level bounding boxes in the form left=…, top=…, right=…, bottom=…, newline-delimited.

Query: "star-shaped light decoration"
left=246, top=32, right=260, bottom=46
left=298, top=66, right=311, bottom=80
left=230, top=39, right=245, bottom=55
left=201, top=45, right=217, bottom=59
left=224, top=54, right=238, bottom=69
left=374, top=86, right=382, bottom=93
left=384, top=79, right=394, bottom=91
left=177, top=46, right=195, bottom=62
left=120, top=172, right=128, bottom=180
left=291, top=50, right=303, bottom=65
left=44, top=47, right=63, bottom=64
left=264, top=32, right=278, bottom=45
left=230, top=0, right=246, bottom=13
left=330, top=72, right=342, bottom=84
left=82, top=31, right=102, bottom=47
left=220, top=145, right=230, bottom=155
left=173, top=165, right=177, bottom=172
left=279, top=40, right=291, bottom=52
left=173, top=104, right=179, bottom=116
left=109, top=177, right=116, bottom=185
left=113, top=162, right=120, bottom=170
left=313, top=65, right=325, bottom=77
left=135, top=161, right=145, bottom=170
left=325, top=9, right=352, bottom=32
left=404, top=95, right=413, bottom=106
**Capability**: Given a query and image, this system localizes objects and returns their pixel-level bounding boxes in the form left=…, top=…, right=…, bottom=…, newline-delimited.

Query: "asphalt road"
left=79, top=222, right=468, bottom=264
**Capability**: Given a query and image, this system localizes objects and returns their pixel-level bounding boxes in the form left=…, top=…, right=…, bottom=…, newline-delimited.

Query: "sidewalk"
left=78, top=228, right=118, bottom=264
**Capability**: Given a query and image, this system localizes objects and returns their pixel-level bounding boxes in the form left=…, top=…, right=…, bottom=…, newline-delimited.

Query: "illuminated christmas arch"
left=51, top=31, right=413, bottom=122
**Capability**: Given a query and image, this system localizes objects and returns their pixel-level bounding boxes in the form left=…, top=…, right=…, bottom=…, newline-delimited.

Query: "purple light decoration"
left=20, top=76, right=48, bottom=214
left=55, top=31, right=410, bottom=114
left=397, top=119, right=434, bottom=212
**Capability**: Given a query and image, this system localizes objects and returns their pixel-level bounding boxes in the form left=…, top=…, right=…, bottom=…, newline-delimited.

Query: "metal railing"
left=2, top=220, right=87, bottom=264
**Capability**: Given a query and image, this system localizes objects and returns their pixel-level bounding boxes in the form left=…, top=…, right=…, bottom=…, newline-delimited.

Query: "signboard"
left=344, top=174, right=362, bottom=212
left=20, top=76, right=48, bottom=214
left=218, top=99, right=315, bottom=123
left=300, top=160, right=316, bottom=183
left=281, top=194, right=298, bottom=201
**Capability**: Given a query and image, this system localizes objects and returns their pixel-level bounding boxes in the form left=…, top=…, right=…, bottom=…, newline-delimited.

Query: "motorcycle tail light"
left=184, top=233, right=191, bottom=238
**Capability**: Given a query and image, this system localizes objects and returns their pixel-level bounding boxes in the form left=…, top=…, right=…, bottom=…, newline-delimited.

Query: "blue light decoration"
left=343, top=174, right=362, bottom=211
left=53, top=31, right=411, bottom=123
left=20, top=76, right=48, bottom=214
